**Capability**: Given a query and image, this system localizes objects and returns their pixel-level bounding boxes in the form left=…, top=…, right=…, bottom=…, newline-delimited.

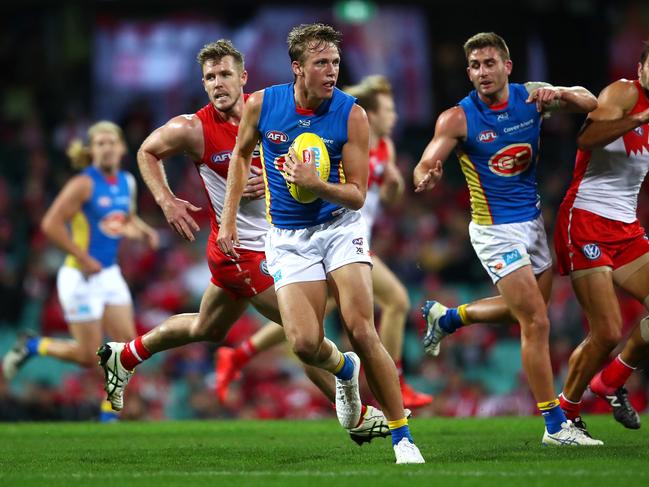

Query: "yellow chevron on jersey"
left=65, top=212, right=90, bottom=269
left=458, top=151, right=493, bottom=225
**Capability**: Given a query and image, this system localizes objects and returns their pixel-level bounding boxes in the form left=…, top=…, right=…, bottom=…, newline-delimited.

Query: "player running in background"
left=2, top=121, right=159, bottom=421
left=215, top=75, right=432, bottom=410
left=218, top=24, right=424, bottom=463
left=95, top=40, right=392, bottom=445
left=414, top=32, right=600, bottom=445
left=554, top=41, right=649, bottom=433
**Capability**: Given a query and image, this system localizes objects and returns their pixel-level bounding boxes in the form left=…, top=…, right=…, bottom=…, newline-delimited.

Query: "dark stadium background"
left=1, top=0, right=647, bottom=420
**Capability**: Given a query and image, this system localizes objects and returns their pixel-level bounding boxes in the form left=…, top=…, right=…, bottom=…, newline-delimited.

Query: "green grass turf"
left=0, top=416, right=647, bottom=487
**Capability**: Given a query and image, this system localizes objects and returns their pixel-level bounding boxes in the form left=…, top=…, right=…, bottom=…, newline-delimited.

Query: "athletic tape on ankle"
left=319, top=338, right=343, bottom=372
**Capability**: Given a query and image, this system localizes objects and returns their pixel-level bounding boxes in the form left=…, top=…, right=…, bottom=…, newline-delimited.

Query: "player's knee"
left=521, top=314, right=550, bottom=341
left=386, top=285, right=410, bottom=316
left=291, top=336, right=322, bottom=363
left=188, top=316, right=223, bottom=342
left=346, top=323, right=378, bottom=349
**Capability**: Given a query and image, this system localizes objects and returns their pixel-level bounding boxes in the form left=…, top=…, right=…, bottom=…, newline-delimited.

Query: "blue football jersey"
left=257, top=83, right=355, bottom=229
left=457, top=83, right=543, bottom=225
left=65, top=166, right=133, bottom=268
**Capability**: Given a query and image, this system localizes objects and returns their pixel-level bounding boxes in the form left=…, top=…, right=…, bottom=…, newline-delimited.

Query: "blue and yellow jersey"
left=65, top=166, right=133, bottom=269
left=257, top=83, right=355, bottom=229
left=457, top=83, right=543, bottom=225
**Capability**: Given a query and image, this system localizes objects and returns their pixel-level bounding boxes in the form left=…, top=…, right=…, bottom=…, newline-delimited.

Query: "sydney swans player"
left=554, top=41, right=649, bottom=432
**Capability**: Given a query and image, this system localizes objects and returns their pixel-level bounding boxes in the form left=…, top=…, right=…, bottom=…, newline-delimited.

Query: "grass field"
left=1, top=416, right=648, bottom=487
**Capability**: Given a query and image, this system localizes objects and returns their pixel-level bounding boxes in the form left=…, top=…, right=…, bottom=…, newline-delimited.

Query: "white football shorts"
left=265, top=209, right=372, bottom=290
left=469, top=215, right=552, bottom=283
left=57, top=264, right=132, bottom=323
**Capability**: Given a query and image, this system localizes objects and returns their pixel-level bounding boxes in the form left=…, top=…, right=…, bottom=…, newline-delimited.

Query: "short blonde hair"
left=344, top=75, right=393, bottom=113
left=463, top=32, right=510, bottom=62
left=66, top=121, right=125, bottom=170
left=287, top=23, right=342, bottom=64
left=196, top=39, right=244, bottom=73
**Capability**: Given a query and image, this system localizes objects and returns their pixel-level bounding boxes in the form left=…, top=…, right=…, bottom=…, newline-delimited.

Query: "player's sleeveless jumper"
left=65, top=166, right=132, bottom=269
left=257, top=83, right=355, bottom=229
left=194, top=101, right=268, bottom=251
left=561, top=80, right=649, bottom=224
left=457, top=83, right=543, bottom=225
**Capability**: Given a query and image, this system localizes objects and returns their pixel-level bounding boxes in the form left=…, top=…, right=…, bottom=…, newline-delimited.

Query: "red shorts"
left=206, top=233, right=274, bottom=299
left=553, top=205, right=649, bottom=276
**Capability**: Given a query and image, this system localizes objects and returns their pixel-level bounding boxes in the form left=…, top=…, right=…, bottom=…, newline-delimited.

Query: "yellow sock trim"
left=37, top=338, right=52, bottom=356
left=537, top=399, right=560, bottom=411
left=332, top=352, right=345, bottom=374
left=388, top=417, right=408, bottom=430
left=457, top=304, right=470, bottom=325
left=100, top=400, right=115, bottom=413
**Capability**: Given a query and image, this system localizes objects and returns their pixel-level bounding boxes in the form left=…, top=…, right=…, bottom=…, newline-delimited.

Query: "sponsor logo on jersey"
left=477, top=130, right=498, bottom=143
left=98, top=196, right=112, bottom=208
left=298, top=119, right=311, bottom=127
left=352, top=237, right=364, bottom=246
left=497, top=113, right=509, bottom=121
left=259, top=259, right=270, bottom=276
left=211, top=151, right=232, bottom=163
left=503, top=118, right=535, bottom=134
left=488, top=143, right=533, bottom=177
left=582, top=243, right=601, bottom=260
left=266, top=130, right=289, bottom=144
left=99, top=210, right=128, bottom=238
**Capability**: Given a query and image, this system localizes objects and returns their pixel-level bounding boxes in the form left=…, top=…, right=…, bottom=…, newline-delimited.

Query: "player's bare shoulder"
left=436, top=106, right=467, bottom=140
left=600, top=79, right=639, bottom=110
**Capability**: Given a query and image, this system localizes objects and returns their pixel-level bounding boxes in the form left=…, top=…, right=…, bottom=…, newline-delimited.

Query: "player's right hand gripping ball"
left=286, top=132, right=331, bottom=204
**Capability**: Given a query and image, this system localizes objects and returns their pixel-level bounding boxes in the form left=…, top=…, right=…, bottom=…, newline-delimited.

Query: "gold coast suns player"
left=2, top=121, right=158, bottom=421
left=218, top=24, right=424, bottom=464
left=414, top=32, right=599, bottom=445
left=93, top=39, right=392, bottom=445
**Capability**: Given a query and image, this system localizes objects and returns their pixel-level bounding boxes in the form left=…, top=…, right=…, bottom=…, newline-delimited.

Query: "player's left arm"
left=379, top=137, right=404, bottom=206
left=284, top=104, right=369, bottom=210
left=217, top=90, right=263, bottom=257
left=121, top=173, right=160, bottom=249
left=525, top=81, right=598, bottom=114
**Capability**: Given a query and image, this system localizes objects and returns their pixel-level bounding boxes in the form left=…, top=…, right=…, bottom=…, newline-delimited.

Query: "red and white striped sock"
left=600, top=355, right=635, bottom=391
left=119, top=336, right=152, bottom=371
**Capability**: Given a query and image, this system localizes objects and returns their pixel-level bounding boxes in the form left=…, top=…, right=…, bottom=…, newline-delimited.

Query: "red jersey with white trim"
left=563, top=80, right=649, bottom=223
left=194, top=100, right=268, bottom=251
left=361, top=137, right=389, bottom=230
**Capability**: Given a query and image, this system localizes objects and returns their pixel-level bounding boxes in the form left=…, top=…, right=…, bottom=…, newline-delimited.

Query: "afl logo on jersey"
left=488, top=143, right=533, bottom=177
left=98, top=196, right=112, bottom=208
left=211, top=151, right=232, bottom=163
left=265, top=130, right=289, bottom=144
left=477, top=130, right=498, bottom=143
left=99, top=210, right=128, bottom=238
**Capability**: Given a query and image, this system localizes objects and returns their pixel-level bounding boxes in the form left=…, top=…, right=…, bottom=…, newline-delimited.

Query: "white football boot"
left=541, top=420, right=604, bottom=446
left=394, top=437, right=425, bottom=464
left=422, top=300, right=451, bottom=357
left=335, top=352, right=362, bottom=429
left=97, top=342, right=134, bottom=411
